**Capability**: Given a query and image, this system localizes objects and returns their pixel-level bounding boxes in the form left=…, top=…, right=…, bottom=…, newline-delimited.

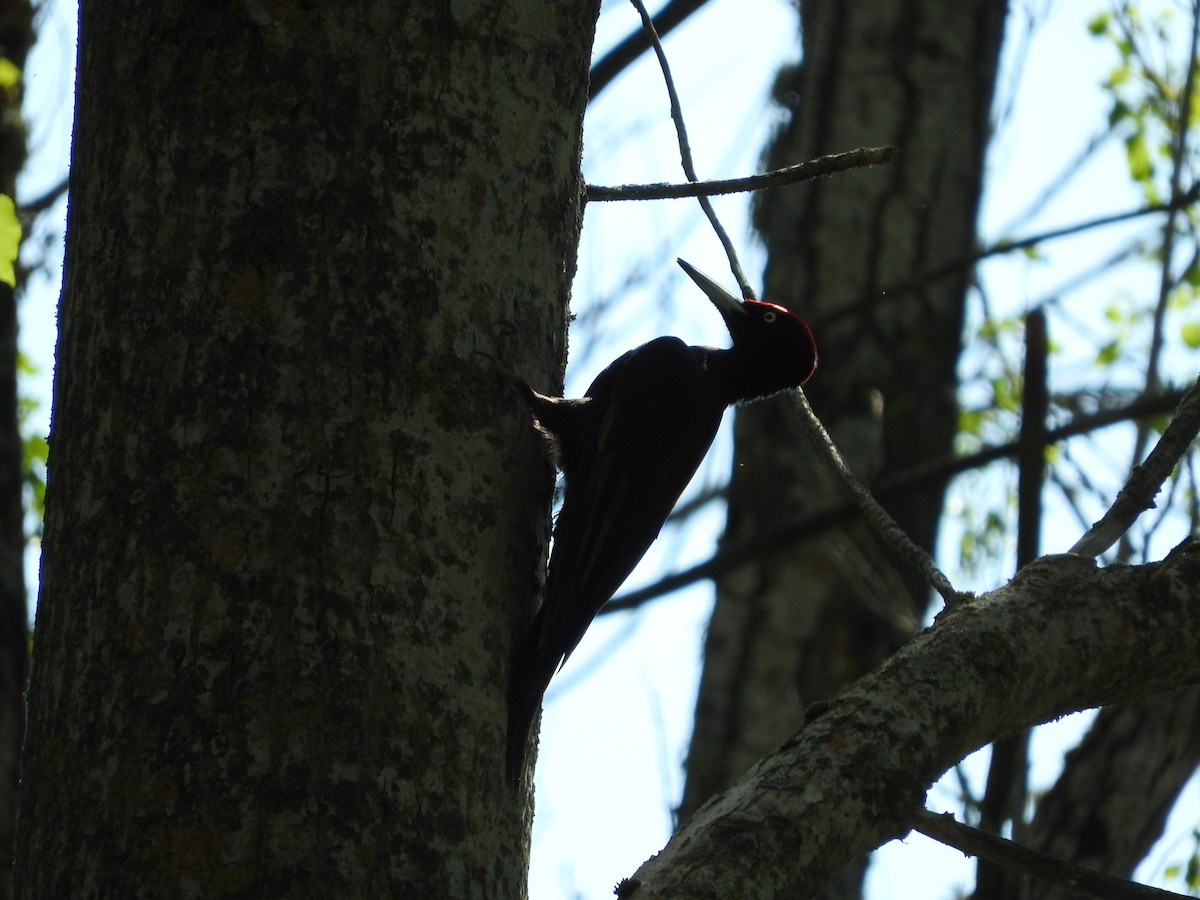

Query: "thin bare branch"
left=976, top=309, right=1048, bottom=898
left=627, top=0, right=752, bottom=297
left=588, top=0, right=710, bottom=100
left=602, top=386, right=1186, bottom=615
left=997, top=124, right=1119, bottom=235
left=812, top=207, right=1183, bottom=334
left=1017, top=309, right=1049, bottom=569
left=1117, top=1, right=1200, bottom=561
left=789, top=388, right=963, bottom=607
left=17, top=176, right=69, bottom=219
left=1071, top=374, right=1200, bottom=558
left=911, top=809, right=1191, bottom=900
left=984, top=184, right=1200, bottom=263
left=586, top=147, right=899, bottom=203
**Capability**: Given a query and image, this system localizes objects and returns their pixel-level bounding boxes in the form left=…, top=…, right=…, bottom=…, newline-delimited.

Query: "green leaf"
left=22, top=431, right=46, bottom=521
left=959, top=407, right=984, bottom=436
left=1097, top=340, right=1120, bottom=366
left=992, top=376, right=1020, bottom=412
left=0, top=195, right=19, bottom=288
left=1108, top=98, right=1131, bottom=127
left=1168, top=282, right=1197, bottom=309
left=0, top=58, right=20, bottom=91
left=1125, top=132, right=1153, bottom=182
left=1182, top=322, right=1200, bottom=348
left=24, top=432, right=46, bottom=463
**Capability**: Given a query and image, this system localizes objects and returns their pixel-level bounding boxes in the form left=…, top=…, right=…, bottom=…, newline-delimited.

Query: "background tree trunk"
left=13, top=1, right=596, bottom=895
left=0, top=2, right=35, bottom=897
left=681, top=1, right=1008, bottom=892
left=1014, top=686, right=1200, bottom=900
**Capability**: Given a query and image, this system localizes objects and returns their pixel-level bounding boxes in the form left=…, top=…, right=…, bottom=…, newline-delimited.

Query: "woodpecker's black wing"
left=507, top=336, right=726, bottom=783
left=507, top=259, right=818, bottom=784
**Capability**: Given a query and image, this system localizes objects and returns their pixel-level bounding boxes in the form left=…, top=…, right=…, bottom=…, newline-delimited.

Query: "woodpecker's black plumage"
left=507, top=258, right=817, bottom=784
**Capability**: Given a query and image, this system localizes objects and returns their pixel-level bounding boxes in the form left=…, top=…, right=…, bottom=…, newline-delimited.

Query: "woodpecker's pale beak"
left=677, top=258, right=748, bottom=319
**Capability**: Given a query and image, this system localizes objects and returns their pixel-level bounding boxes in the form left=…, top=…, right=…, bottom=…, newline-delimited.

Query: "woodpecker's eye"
left=763, top=311, right=777, bottom=323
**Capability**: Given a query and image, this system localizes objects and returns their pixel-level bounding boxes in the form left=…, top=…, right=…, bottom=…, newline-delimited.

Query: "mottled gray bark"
left=14, top=1, right=596, bottom=896
left=683, top=0, right=1009, bottom=839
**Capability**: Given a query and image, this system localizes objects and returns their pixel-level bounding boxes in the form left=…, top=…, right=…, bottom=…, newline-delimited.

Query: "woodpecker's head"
left=678, top=258, right=817, bottom=397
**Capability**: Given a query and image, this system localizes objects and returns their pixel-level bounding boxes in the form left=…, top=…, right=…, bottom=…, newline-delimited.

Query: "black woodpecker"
left=507, top=258, right=817, bottom=785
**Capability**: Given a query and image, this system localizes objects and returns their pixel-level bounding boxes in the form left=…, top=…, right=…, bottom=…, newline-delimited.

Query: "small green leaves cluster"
left=0, top=195, right=17, bottom=288
left=1089, top=2, right=1200, bottom=364
left=0, top=194, right=47, bottom=525
left=954, top=309, right=1030, bottom=577
left=1162, top=827, right=1200, bottom=893
left=1089, top=4, right=1198, bottom=206
left=18, top=356, right=46, bottom=529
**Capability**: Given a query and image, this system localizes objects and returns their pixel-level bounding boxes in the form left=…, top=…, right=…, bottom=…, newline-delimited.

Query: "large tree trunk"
left=681, top=0, right=1007, bottom=863
left=14, top=1, right=596, bottom=896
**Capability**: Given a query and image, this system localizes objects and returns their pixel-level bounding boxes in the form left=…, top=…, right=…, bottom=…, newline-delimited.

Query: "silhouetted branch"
left=1071, top=375, right=1200, bottom=558
left=1116, top=3, right=1200, bottom=562
left=589, top=0, right=711, bottom=100
left=814, top=184, right=1200, bottom=332
left=790, top=387, right=962, bottom=607
left=911, top=809, right=1189, bottom=900
left=627, top=0, right=751, bottom=296
left=601, top=386, right=1187, bottom=614
left=983, top=185, right=1200, bottom=263
left=586, top=147, right=899, bottom=203
left=17, top=177, right=69, bottom=219
left=976, top=309, right=1046, bottom=898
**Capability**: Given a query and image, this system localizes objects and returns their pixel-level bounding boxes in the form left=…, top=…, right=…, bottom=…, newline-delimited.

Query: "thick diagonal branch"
left=625, top=552, right=1200, bottom=899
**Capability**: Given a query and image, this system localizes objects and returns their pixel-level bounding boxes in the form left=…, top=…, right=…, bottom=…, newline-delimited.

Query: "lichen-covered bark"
left=630, top=552, right=1200, bottom=899
left=14, top=2, right=597, bottom=896
left=682, top=0, right=1008, bottom=832
left=0, top=2, right=34, bottom=897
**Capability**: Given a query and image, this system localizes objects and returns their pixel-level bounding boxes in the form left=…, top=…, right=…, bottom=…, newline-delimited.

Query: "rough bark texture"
left=629, top=551, right=1200, bottom=899
left=0, top=3, right=33, bottom=898
left=14, top=2, right=596, bottom=897
left=681, top=0, right=1009, bottom=843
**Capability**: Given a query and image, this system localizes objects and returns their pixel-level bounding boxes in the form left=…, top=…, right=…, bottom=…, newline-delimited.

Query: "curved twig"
left=789, top=387, right=963, bottom=607
left=1070, top=374, right=1200, bottom=558
left=627, top=0, right=752, bottom=296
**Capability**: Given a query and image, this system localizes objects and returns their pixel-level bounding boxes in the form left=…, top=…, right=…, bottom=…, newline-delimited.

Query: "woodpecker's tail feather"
left=506, top=609, right=559, bottom=787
